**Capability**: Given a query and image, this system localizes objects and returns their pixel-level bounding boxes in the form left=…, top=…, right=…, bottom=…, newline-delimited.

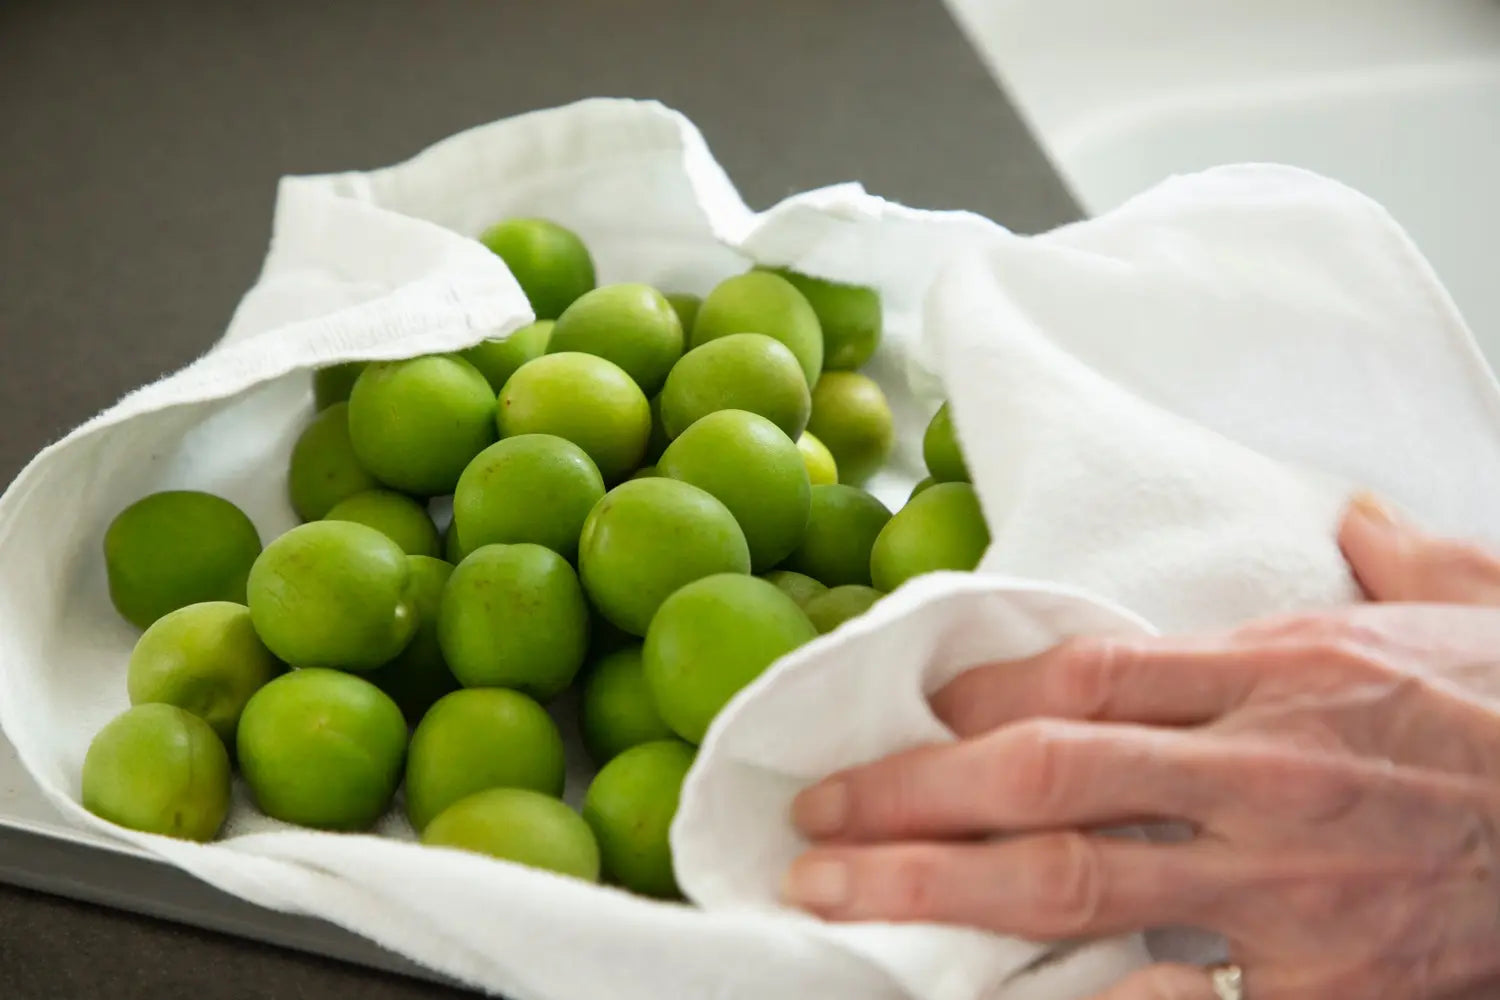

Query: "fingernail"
left=1350, top=491, right=1401, bottom=530
left=782, top=857, right=851, bottom=909
left=792, top=780, right=849, bottom=837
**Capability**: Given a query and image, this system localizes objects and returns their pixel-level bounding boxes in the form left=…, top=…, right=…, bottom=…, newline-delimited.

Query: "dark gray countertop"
left=0, top=1, right=1077, bottom=997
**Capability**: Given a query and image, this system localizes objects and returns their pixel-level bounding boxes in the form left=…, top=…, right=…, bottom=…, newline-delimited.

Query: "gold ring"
left=1209, top=963, right=1244, bottom=1000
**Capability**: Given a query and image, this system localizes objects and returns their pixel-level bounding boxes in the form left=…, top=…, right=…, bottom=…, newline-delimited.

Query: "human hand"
left=782, top=496, right=1500, bottom=999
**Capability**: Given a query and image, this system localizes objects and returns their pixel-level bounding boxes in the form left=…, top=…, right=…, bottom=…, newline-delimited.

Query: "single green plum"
left=870, top=482, right=991, bottom=591
left=643, top=393, right=671, bottom=465
left=797, top=431, right=838, bottom=486
left=658, top=410, right=810, bottom=572
left=577, top=478, right=751, bottom=636
left=246, top=520, right=416, bottom=671
left=580, top=644, right=673, bottom=766
left=547, top=284, right=684, bottom=396
left=313, top=361, right=366, bottom=411
left=236, top=669, right=407, bottom=831
left=803, top=585, right=883, bottom=634
left=404, top=687, right=565, bottom=832
left=437, top=543, right=588, bottom=700
left=780, top=484, right=892, bottom=587
left=82, top=703, right=232, bottom=842
left=763, top=268, right=882, bottom=371
left=365, top=556, right=459, bottom=724
left=347, top=355, right=497, bottom=497
left=909, top=476, right=936, bottom=501
left=761, top=569, right=828, bottom=611
left=643, top=574, right=816, bottom=744
left=692, top=271, right=823, bottom=386
left=452, top=435, right=604, bottom=562
left=287, top=402, right=380, bottom=522
left=126, top=601, right=281, bottom=745
left=659, top=333, right=810, bottom=441
left=806, top=372, right=895, bottom=486
left=663, top=292, right=700, bottom=333
left=105, top=491, right=263, bottom=631
left=497, top=353, right=650, bottom=484
left=583, top=740, right=695, bottom=898
left=923, top=402, right=971, bottom=483
left=324, top=489, right=441, bottom=557
left=479, top=218, right=596, bottom=320
left=443, top=518, right=470, bottom=564
left=460, top=320, right=554, bottom=393
left=422, top=787, right=600, bottom=881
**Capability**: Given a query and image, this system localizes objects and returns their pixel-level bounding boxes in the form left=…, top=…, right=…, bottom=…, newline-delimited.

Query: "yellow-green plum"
left=365, top=556, right=459, bottom=724
left=643, top=393, right=671, bottom=465
left=313, top=361, right=366, bottom=411
left=658, top=410, right=810, bottom=572
left=547, top=284, right=684, bottom=396
left=82, top=703, right=232, bottom=842
left=422, top=788, right=600, bottom=881
left=105, top=490, right=263, bottom=631
left=806, top=372, right=894, bottom=486
left=460, top=320, right=554, bottom=393
left=659, top=333, right=810, bottom=441
left=692, top=271, right=823, bottom=386
left=478, top=218, right=596, bottom=320
left=324, top=489, right=441, bottom=558
left=781, top=484, right=892, bottom=587
left=663, top=292, right=700, bottom=333
left=796, top=431, right=838, bottom=486
left=579, top=644, right=673, bottom=766
left=404, top=688, right=565, bottom=832
left=583, top=740, right=695, bottom=898
left=803, top=585, right=883, bottom=634
left=764, top=268, right=882, bottom=371
left=643, top=574, right=816, bottom=744
left=437, top=543, right=588, bottom=700
left=236, top=669, right=407, bottom=831
left=923, top=402, right=970, bottom=483
left=126, top=601, right=281, bottom=745
left=761, top=569, right=828, bottom=611
left=443, top=518, right=470, bottom=564
left=246, top=520, right=416, bottom=671
left=909, top=476, right=936, bottom=501
left=452, top=435, right=604, bottom=562
left=497, top=353, right=650, bottom=484
left=577, top=478, right=751, bottom=636
left=870, top=482, right=991, bottom=592
left=287, top=402, right=380, bottom=522
left=347, top=355, right=496, bottom=497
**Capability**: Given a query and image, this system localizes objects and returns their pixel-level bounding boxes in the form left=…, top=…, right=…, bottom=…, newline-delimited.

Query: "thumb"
left=1339, top=493, right=1500, bottom=605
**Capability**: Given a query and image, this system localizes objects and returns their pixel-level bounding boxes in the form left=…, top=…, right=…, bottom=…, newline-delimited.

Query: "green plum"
left=324, top=489, right=441, bottom=557
left=781, top=484, right=892, bottom=587
left=692, top=271, right=823, bottom=386
left=422, top=787, right=600, bottom=881
left=797, top=431, right=838, bottom=486
left=479, top=217, right=596, bottom=320
left=630, top=465, right=659, bottom=480
left=81, top=703, right=232, bottom=842
left=909, top=476, right=936, bottom=501
left=313, top=361, right=366, bottom=411
left=365, top=556, right=458, bottom=724
left=803, top=585, right=883, bottom=634
left=643, top=574, right=816, bottom=744
left=443, top=518, right=470, bottom=564
left=347, top=355, right=496, bottom=497
left=923, top=403, right=970, bottom=483
left=870, top=482, right=990, bottom=591
left=246, top=520, right=416, bottom=671
left=547, top=284, right=684, bottom=396
left=497, top=353, right=650, bottom=484
left=761, top=569, right=827, bottom=611
left=582, top=740, right=695, bottom=898
left=460, top=320, right=554, bottom=393
left=659, top=333, right=810, bottom=441
left=126, top=601, right=281, bottom=745
left=236, top=668, right=407, bottom=831
left=437, top=543, right=588, bottom=699
left=579, top=644, right=673, bottom=766
left=577, top=478, right=751, bottom=636
left=658, top=410, right=810, bottom=572
left=404, top=688, right=565, bottom=832
left=105, top=491, right=263, bottom=631
left=763, top=268, right=882, bottom=371
left=452, top=435, right=604, bottom=562
left=643, top=393, right=671, bottom=465
left=663, top=292, right=700, bottom=332
left=287, top=402, right=380, bottom=522
left=806, top=372, right=895, bottom=486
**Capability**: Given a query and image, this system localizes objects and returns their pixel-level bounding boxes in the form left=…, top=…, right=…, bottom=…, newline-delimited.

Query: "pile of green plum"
left=81, top=217, right=988, bottom=898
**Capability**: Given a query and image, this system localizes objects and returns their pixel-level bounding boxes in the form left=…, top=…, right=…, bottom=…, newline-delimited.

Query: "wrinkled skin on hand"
left=783, top=496, right=1500, bottom=999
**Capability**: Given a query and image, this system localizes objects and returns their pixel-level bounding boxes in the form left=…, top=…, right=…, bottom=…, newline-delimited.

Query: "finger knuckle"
left=881, top=848, right=944, bottom=921
left=987, top=719, right=1074, bottom=820
left=1029, top=832, right=1107, bottom=937
left=1048, top=637, right=1137, bottom=720
left=1425, top=539, right=1500, bottom=587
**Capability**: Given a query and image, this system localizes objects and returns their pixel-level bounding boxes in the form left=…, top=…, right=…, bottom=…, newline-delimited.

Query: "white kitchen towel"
left=2, top=98, right=1499, bottom=1000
